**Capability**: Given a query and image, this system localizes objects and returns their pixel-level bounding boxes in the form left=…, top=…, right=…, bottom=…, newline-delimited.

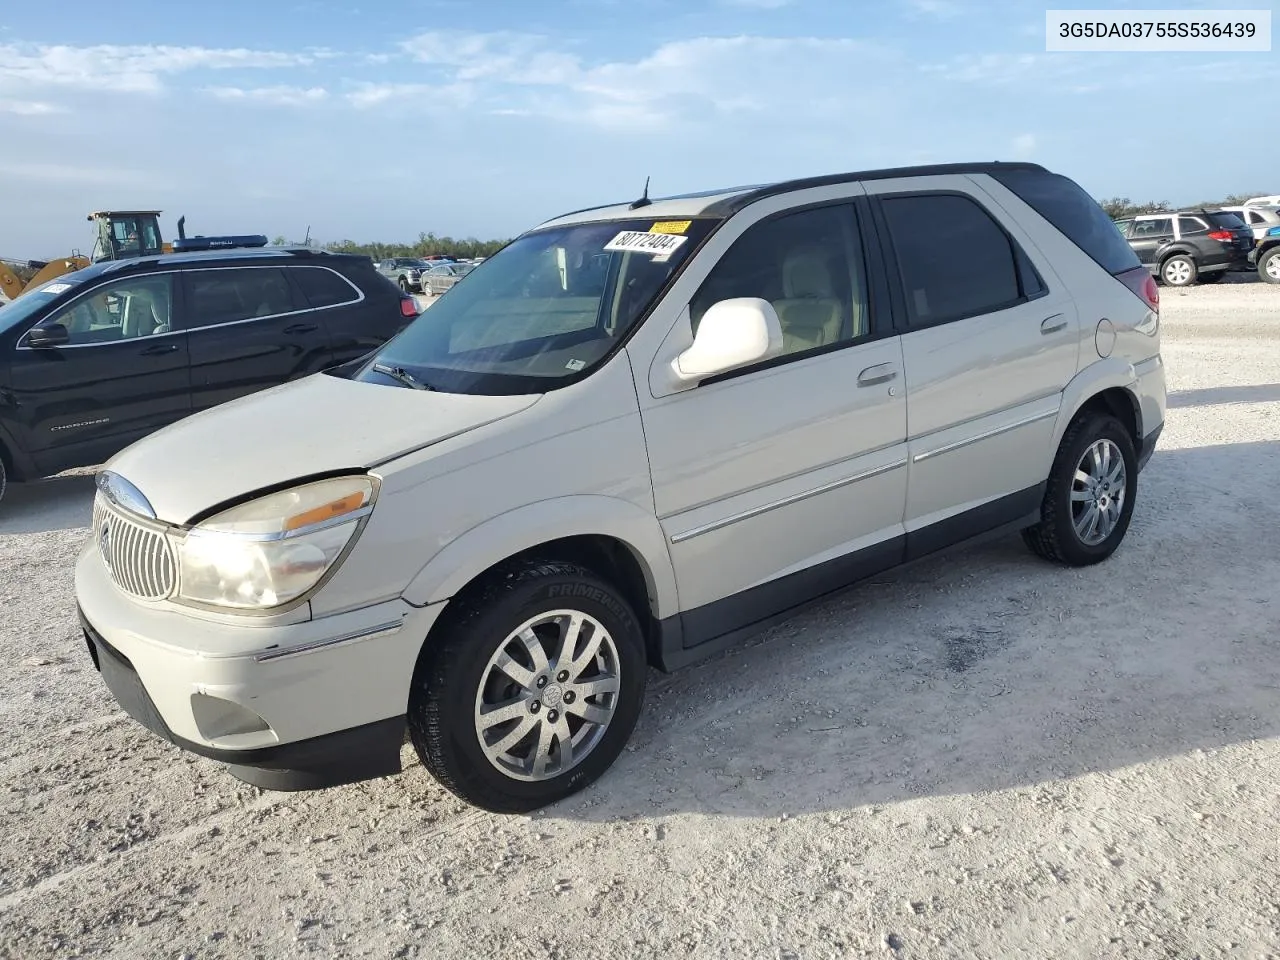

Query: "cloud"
left=397, top=31, right=899, bottom=129
left=905, top=0, right=964, bottom=18
left=205, top=85, right=329, bottom=106
left=0, top=161, right=157, bottom=186
left=342, top=80, right=475, bottom=108
left=1012, top=133, right=1036, bottom=158
left=0, top=98, right=65, bottom=115
left=0, top=42, right=319, bottom=94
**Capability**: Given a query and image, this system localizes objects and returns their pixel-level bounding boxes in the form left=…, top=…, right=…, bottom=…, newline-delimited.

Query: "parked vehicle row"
left=73, top=161, right=1167, bottom=814
left=1114, top=203, right=1280, bottom=286
left=0, top=247, right=418, bottom=502
left=375, top=256, right=485, bottom=294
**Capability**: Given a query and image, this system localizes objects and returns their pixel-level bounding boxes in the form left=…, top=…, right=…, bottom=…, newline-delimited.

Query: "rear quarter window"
left=1206, top=212, right=1247, bottom=229
left=292, top=266, right=361, bottom=308
left=989, top=168, right=1142, bottom=276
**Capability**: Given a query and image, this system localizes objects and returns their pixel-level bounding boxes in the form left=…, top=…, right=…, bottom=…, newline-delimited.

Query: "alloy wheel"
left=473, top=610, right=621, bottom=782
left=1071, top=438, right=1127, bottom=546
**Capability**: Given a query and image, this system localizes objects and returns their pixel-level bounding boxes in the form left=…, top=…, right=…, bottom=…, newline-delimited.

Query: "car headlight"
left=175, top=475, right=377, bottom=611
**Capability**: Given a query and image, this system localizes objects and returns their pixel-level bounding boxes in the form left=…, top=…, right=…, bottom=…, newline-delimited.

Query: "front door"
left=637, top=200, right=909, bottom=647
left=8, top=273, right=191, bottom=475
left=180, top=266, right=337, bottom=412
left=865, top=178, right=1081, bottom=555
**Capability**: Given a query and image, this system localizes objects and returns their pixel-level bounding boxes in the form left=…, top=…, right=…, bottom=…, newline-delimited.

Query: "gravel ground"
left=2, top=277, right=1279, bottom=960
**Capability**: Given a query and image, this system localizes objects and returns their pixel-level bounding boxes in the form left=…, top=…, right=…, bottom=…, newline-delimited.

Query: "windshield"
left=0, top=277, right=85, bottom=334
left=353, top=217, right=717, bottom=394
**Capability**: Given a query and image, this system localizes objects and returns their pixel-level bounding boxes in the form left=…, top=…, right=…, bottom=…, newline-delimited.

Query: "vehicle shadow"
left=0, top=473, right=96, bottom=536
left=1168, top=382, right=1280, bottom=408
left=548, top=438, right=1280, bottom=821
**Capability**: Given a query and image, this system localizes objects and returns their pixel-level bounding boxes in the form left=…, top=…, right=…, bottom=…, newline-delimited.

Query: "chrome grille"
left=93, top=496, right=176, bottom=600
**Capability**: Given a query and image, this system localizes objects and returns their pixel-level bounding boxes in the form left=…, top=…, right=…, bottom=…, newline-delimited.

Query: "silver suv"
left=75, top=162, right=1166, bottom=813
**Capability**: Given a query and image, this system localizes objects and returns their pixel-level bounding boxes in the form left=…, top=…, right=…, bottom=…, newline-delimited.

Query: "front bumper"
left=75, top=542, right=444, bottom=791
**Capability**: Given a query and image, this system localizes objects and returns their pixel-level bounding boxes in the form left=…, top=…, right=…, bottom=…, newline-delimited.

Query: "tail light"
left=1207, top=229, right=1234, bottom=241
left=399, top=295, right=419, bottom=319
left=1116, top=266, right=1159, bottom=312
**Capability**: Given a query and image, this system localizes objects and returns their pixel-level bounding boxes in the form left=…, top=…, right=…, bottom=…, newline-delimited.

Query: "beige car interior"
left=771, top=246, right=860, bottom=354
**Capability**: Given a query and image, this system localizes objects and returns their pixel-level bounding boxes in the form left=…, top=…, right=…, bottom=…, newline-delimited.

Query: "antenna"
left=629, top=176, right=652, bottom=210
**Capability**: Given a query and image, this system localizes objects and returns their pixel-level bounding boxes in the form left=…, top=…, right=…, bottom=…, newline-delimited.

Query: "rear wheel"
left=1160, top=255, right=1197, bottom=287
left=1259, top=247, right=1280, bottom=284
left=408, top=560, right=648, bottom=813
left=1022, top=410, right=1138, bottom=567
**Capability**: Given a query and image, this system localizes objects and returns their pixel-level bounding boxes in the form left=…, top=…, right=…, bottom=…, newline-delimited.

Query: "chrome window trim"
left=15, top=264, right=363, bottom=352
left=669, top=458, right=908, bottom=544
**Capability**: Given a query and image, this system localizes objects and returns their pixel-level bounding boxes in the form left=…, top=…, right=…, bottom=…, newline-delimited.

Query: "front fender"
left=400, top=494, right=679, bottom=619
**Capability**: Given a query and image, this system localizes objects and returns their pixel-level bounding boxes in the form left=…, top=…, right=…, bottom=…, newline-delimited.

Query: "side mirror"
left=671, top=297, right=783, bottom=383
left=26, top=322, right=70, bottom=348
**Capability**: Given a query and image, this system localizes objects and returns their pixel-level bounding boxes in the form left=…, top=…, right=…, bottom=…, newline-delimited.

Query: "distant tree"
left=320, top=234, right=510, bottom=260
left=1098, top=197, right=1172, bottom=219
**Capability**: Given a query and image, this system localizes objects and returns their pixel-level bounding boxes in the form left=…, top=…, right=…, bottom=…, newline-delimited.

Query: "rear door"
left=1128, top=217, right=1173, bottom=269
left=866, top=178, right=1079, bottom=555
left=180, top=265, right=338, bottom=412
left=288, top=262, right=401, bottom=364
left=7, top=273, right=192, bottom=475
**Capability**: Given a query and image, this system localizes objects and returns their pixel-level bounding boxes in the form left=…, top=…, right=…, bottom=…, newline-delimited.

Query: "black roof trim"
left=702, top=161, right=1050, bottom=217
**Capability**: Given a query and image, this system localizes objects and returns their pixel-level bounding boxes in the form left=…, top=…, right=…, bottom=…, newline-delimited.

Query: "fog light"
left=191, top=693, right=272, bottom=740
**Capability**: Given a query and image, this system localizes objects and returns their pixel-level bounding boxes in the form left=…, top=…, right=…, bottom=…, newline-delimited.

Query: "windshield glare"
left=0, top=279, right=83, bottom=334
left=356, top=217, right=716, bottom=395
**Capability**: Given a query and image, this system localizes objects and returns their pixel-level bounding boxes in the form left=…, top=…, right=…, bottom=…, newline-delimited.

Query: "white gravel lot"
left=2, top=277, right=1279, bottom=960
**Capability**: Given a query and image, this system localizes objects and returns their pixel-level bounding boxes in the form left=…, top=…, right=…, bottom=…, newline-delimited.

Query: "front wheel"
left=1022, top=410, right=1138, bottom=567
left=408, top=561, right=648, bottom=813
left=1259, top=247, right=1280, bottom=284
left=1160, top=254, right=1197, bottom=287
left=398, top=277, right=410, bottom=293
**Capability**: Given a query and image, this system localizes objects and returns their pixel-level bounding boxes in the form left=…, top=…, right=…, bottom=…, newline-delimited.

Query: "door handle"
left=857, top=363, right=898, bottom=387
left=284, top=323, right=319, bottom=334
left=139, top=343, right=178, bottom=356
left=1040, top=315, right=1068, bottom=335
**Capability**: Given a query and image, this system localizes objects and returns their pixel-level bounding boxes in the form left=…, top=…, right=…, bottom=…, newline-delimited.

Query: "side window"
left=689, top=204, right=868, bottom=359
left=879, top=193, right=1031, bottom=329
left=38, top=275, right=174, bottom=345
left=1132, top=218, right=1173, bottom=238
left=1177, top=216, right=1208, bottom=236
left=1113, top=219, right=1134, bottom=238
left=1246, top=210, right=1264, bottom=226
left=184, top=268, right=299, bottom=328
left=292, top=266, right=360, bottom=308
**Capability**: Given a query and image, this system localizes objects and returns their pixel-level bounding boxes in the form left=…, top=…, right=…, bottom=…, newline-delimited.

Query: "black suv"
left=0, top=247, right=416, bottom=503
left=1113, top=210, right=1254, bottom=286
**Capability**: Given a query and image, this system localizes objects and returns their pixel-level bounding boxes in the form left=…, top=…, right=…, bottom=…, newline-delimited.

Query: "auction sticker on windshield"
left=604, top=231, right=688, bottom=260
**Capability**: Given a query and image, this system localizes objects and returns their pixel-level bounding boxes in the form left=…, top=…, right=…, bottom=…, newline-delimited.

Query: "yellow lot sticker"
left=649, top=220, right=691, bottom=235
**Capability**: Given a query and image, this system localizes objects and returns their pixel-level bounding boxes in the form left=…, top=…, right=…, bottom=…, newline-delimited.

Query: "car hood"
left=105, top=372, right=540, bottom=524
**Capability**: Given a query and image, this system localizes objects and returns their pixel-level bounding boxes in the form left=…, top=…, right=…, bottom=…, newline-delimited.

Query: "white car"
left=76, top=161, right=1166, bottom=813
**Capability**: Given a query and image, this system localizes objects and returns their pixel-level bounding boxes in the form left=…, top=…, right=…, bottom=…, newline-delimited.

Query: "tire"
left=1259, top=247, right=1280, bottom=284
left=1160, top=254, right=1197, bottom=287
left=0, top=455, right=7, bottom=506
left=1021, top=410, right=1138, bottom=567
left=398, top=277, right=410, bottom=293
left=1198, top=270, right=1225, bottom=283
left=408, top=560, right=648, bottom=814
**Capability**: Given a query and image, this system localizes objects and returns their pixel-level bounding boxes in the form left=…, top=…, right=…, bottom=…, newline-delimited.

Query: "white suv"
left=75, top=162, right=1167, bottom=813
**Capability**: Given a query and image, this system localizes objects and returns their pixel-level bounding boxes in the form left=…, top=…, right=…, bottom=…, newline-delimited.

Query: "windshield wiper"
left=372, top=362, right=434, bottom=391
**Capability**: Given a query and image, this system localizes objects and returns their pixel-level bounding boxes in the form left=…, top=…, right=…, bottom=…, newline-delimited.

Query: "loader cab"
left=89, top=211, right=164, bottom=263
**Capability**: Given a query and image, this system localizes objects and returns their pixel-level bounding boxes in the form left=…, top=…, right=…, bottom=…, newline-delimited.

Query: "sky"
left=1, top=0, right=1277, bottom=258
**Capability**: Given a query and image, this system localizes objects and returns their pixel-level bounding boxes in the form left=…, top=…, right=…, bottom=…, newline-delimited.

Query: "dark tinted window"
left=1016, top=246, right=1046, bottom=296
left=293, top=266, right=359, bottom=308
left=880, top=193, right=1022, bottom=328
left=1132, top=218, right=1173, bottom=238
left=990, top=168, right=1142, bottom=275
left=1245, top=210, right=1264, bottom=225
left=690, top=204, right=869, bottom=357
left=185, top=268, right=298, bottom=327
left=1177, top=216, right=1208, bottom=235
left=1206, top=211, right=1246, bottom=229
